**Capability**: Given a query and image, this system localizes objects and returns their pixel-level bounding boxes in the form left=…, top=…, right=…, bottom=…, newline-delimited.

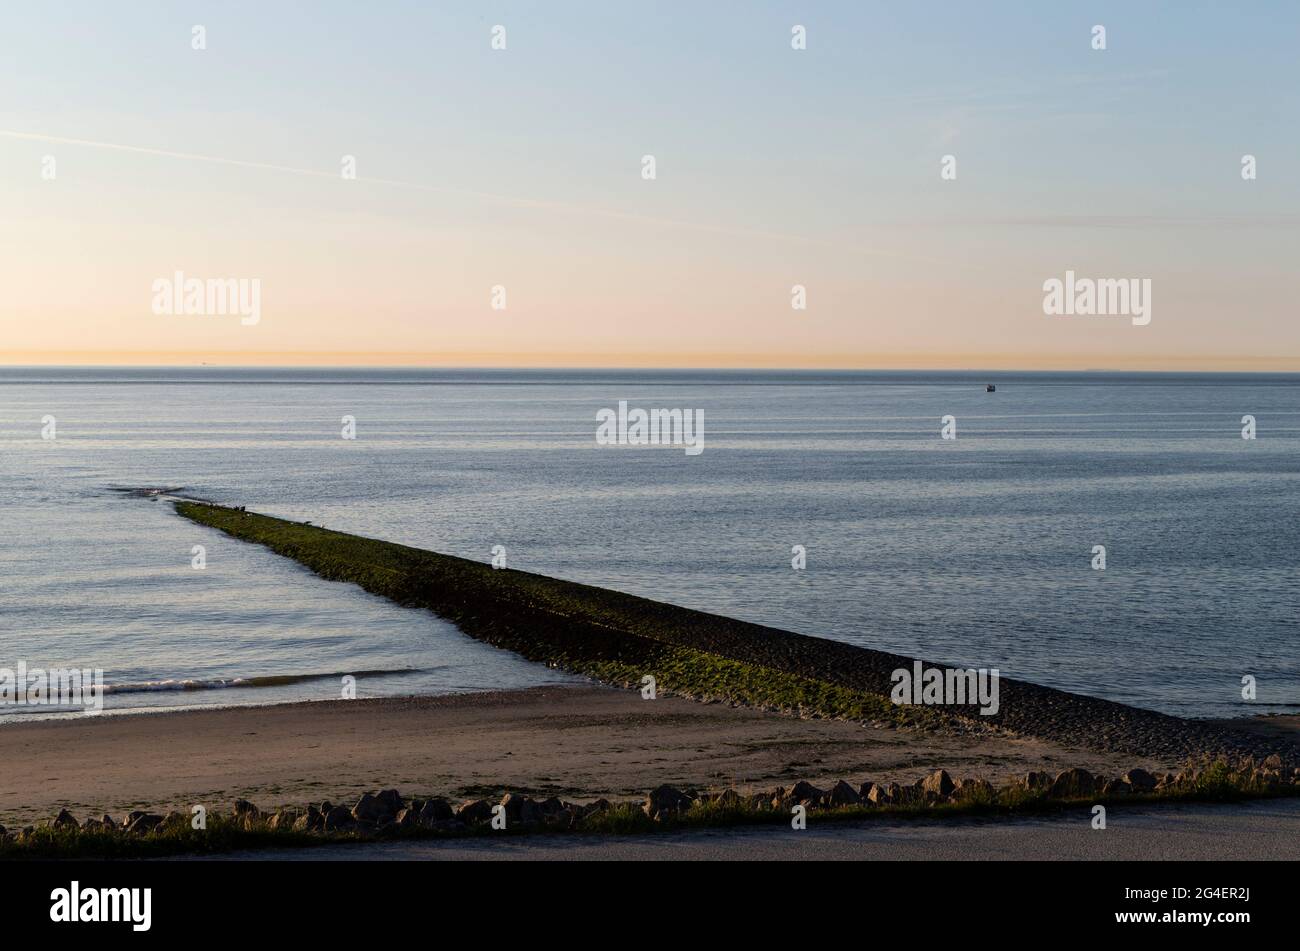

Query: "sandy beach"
left=0, top=684, right=1193, bottom=827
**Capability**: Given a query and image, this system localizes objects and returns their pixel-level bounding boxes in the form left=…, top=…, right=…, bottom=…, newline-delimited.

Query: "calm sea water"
left=1, top=367, right=1297, bottom=720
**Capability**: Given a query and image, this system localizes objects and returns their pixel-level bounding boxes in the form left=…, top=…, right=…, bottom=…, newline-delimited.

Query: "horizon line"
left=5, top=356, right=1300, bottom=375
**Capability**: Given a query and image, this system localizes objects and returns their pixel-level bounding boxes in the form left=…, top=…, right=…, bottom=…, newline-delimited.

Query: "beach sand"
left=0, top=684, right=1197, bottom=825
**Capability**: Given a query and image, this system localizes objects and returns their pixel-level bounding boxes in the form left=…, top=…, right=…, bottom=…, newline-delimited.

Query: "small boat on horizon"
left=986, top=384, right=996, bottom=392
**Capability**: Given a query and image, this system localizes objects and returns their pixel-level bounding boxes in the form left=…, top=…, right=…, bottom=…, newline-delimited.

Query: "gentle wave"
left=100, top=669, right=423, bottom=695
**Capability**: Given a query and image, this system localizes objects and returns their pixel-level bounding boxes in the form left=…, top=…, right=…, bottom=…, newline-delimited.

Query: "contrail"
left=0, top=128, right=934, bottom=261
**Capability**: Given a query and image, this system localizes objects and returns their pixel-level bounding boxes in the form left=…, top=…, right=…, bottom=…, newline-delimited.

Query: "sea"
left=1, top=367, right=1296, bottom=721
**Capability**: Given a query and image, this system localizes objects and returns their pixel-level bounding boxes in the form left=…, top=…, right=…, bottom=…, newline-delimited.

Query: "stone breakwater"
left=6, top=757, right=1299, bottom=850
left=174, top=501, right=1299, bottom=766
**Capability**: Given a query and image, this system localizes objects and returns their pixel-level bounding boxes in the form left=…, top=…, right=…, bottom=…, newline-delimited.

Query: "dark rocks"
left=1049, top=768, right=1096, bottom=799
left=323, top=805, right=356, bottom=831
left=828, top=780, right=861, bottom=806
left=892, top=782, right=922, bottom=805
left=268, top=810, right=300, bottom=831
left=124, top=812, right=163, bottom=834
left=870, top=782, right=900, bottom=805
left=1021, top=770, right=1053, bottom=792
left=52, top=809, right=79, bottom=830
left=293, top=805, right=324, bottom=832
left=921, top=769, right=956, bottom=801
left=1101, top=778, right=1130, bottom=797
left=230, top=800, right=262, bottom=828
left=1122, top=768, right=1157, bottom=792
left=457, top=799, right=493, bottom=825
left=788, top=781, right=825, bottom=806
left=418, top=798, right=453, bottom=825
left=375, top=789, right=404, bottom=816
left=954, top=778, right=994, bottom=802
left=644, top=785, right=694, bottom=820
left=703, top=789, right=740, bottom=810
left=500, top=793, right=542, bottom=826
left=530, top=798, right=578, bottom=829
left=352, top=793, right=390, bottom=824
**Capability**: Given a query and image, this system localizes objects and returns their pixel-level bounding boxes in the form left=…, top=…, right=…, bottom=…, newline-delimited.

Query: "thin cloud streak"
left=0, top=129, right=935, bottom=262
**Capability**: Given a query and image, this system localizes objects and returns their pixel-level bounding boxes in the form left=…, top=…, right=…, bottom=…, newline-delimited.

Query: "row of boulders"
left=274, top=789, right=608, bottom=834
left=8, top=756, right=1297, bottom=842
left=646, top=757, right=1300, bottom=820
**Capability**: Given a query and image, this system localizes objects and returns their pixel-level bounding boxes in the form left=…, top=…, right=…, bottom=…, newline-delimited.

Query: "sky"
left=1, top=1, right=1297, bottom=369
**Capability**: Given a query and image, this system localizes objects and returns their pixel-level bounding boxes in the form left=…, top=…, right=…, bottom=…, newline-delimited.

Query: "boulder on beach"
left=1021, top=771, right=1052, bottom=791
left=500, top=792, right=542, bottom=826
left=352, top=793, right=390, bottom=824
left=870, top=783, right=900, bottom=805
left=921, top=769, right=956, bottom=800
left=457, top=799, right=493, bottom=825
left=52, top=809, right=79, bottom=830
left=1049, top=768, right=1096, bottom=799
left=268, top=810, right=300, bottom=831
left=1122, top=768, right=1157, bottom=792
left=828, top=780, right=861, bottom=806
left=537, top=796, right=568, bottom=816
left=788, top=781, right=825, bottom=805
left=418, top=798, right=453, bottom=825
left=375, top=789, right=404, bottom=815
left=125, top=812, right=163, bottom=834
left=954, top=778, right=994, bottom=802
left=644, top=785, right=694, bottom=820
left=1102, top=778, right=1130, bottom=797
left=323, top=805, right=356, bottom=831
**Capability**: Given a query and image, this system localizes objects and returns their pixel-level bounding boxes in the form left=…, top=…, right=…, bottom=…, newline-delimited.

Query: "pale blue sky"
left=2, top=1, right=1297, bottom=367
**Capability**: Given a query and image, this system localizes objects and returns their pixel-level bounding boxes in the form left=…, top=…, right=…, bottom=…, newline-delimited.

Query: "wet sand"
left=0, top=685, right=1188, bottom=826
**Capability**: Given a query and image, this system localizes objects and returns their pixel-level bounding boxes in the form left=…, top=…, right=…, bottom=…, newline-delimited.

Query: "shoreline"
left=0, top=683, right=1204, bottom=827
left=2, top=684, right=1293, bottom=731
left=171, top=500, right=1300, bottom=766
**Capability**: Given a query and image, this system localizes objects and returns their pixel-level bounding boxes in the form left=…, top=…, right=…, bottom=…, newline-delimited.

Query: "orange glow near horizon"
left=5, top=350, right=1300, bottom=372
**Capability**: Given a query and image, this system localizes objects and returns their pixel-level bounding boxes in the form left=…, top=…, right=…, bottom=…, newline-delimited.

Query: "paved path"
left=196, top=797, right=1300, bottom=861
